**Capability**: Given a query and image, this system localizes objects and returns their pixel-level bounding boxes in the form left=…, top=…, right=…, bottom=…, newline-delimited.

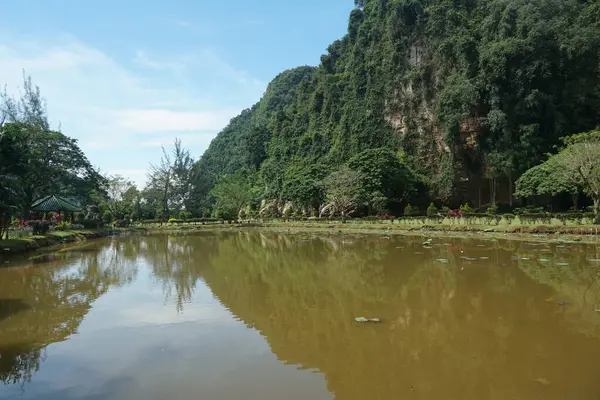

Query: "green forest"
left=1, top=0, right=600, bottom=233
left=193, top=0, right=600, bottom=220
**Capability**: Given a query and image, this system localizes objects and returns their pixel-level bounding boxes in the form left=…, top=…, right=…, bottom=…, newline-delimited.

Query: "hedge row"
left=133, top=212, right=597, bottom=226
left=393, top=212, right=597, bottom=225
left=138, top=218, right=224, bottom=224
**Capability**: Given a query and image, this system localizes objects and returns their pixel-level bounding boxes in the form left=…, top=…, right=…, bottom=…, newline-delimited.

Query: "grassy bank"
left=0, top=229, right=112, bottom=257
left=133, top=219, right=600, bottom=242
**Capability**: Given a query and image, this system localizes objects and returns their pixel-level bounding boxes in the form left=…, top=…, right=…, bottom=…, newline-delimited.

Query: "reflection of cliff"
left=199, top=233, right=600, bottom=399
left=0, top=238, right=140, bottom=385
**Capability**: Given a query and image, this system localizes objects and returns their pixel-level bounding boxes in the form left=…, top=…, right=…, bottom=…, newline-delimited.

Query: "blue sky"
left=1, top=0, right=353, bottom=186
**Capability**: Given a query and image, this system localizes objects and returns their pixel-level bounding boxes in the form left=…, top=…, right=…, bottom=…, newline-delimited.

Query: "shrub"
left=76, top=213, right=86, bottom=224
left=179, top=211, right=191, bottom=221
left=239, top=209, right=247, bottom=219
left=103, top=210, right=113, bottom=224
left=26, top=220, right=51, bottom=235
left=82, top=219, right=101, bottom=229
left=203, top=210, right=212, bottom=218
left=487, top=204, right=498, bottom=215
left=168, top=218, right=178, bottom=224
left=284, top=208, right=293, bottom=218
left=459, top=203, right=473, bottom=213
left=55, top=221, right=70, bottom=231
left=514, top=206, right=546, bottom=215
left=503, top=213, right=515, bottom=222
left=426, top=203, right=438, bottom=217
left=113, top=219, right=131, bottom=228
left=404, top=204, right=419, bottom=216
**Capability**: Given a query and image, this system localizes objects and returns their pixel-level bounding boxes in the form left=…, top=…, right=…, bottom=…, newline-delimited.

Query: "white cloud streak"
left=0, top=33, right=266, bottom=158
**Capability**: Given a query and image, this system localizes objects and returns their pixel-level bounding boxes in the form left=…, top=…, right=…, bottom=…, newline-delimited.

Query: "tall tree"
left=105, top=175, right=137, bottom=219
left=320, top=166, right=365, bottom=220
left=517, top=130, right=600, bottom=222
left=171, top=138, right=195, bottom=212
left=147, top=147, right=173, bottom=219
left=210, top=172, right=251, bottom=219
left=0, top=71, right=49, bottom=130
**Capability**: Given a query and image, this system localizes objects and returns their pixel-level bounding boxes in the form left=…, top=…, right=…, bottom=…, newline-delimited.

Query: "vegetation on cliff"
left=192, top=0, right=600, bottom=217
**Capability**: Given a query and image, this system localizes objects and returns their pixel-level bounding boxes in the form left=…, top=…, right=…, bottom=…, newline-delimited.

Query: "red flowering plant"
left=447, top=210, right=464, bottom=218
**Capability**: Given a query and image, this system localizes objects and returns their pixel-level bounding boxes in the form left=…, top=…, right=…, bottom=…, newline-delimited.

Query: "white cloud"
left=112, top=109, right=239, bottom=134
left=0, top=33, right=266, bottom=164
left=139, top=133, right=216, bottom=148
left=104, top=169, right=149, bottom=186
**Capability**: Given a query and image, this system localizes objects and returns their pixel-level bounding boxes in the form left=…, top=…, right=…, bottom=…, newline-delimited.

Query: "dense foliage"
left=0, top=76, right=105, bottom=238
left=192, top=0, right=600, bottom=215
left=516, top=130, right=600, bottom=223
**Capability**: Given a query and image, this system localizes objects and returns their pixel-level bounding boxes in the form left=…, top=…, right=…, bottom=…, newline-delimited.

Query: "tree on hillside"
left=281, top=163, right=327, bottom=213
left=320, top=166, right=365, bottom=220
left=348, top=148, right=422, bottom=214
left=210, top=172, right=250, bottom=220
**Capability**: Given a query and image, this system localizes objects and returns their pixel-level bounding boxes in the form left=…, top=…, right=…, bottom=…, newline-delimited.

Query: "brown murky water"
left=1, top=232, right=600, bottom=399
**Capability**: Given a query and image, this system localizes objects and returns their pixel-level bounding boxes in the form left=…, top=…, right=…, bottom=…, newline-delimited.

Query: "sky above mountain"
left=1, top=0, right=353, bottom=186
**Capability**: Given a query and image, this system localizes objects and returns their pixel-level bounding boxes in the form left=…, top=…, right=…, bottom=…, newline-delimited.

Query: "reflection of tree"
left=0, top=239, right=139, bottom=385
left=142, top=233, right=217, bottom=312
left=197, top=233, right=600, bottom=399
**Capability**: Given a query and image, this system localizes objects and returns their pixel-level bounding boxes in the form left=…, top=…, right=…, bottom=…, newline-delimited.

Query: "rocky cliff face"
left=194, top=0, right=600, bottom=208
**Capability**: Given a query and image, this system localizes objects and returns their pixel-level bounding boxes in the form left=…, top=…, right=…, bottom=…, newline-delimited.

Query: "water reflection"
left=0, top=239, right=139, bottom=385
left=199, top=233, right=600, bottom=399
left=0, top=233, right=600, bottom=399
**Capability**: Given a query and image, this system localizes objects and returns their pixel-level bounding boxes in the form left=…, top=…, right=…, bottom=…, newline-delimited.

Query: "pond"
left=1, top=232, right=600, bottom=399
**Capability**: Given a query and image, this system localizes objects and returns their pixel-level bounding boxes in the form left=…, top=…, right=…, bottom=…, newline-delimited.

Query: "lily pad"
left=538, top=258, right=551, bottom=262
left=436, top=259, right=449, bottom=263
left=556, top=262, right=570, bottom=266
left=479, top=257, right=490, bottom=260
left=588, top=259, right=600, bottom=263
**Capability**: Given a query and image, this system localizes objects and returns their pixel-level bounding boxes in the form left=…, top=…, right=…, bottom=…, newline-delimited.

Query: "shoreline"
left=0, top=229, right=113, bottom=260
left=133, top=221, right=600, bottom=244
left=2, top=221, right=600, bottom=259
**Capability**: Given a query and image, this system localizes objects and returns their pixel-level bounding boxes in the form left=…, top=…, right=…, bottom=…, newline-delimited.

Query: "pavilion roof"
left=31, top=195, right=83, bottom=213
